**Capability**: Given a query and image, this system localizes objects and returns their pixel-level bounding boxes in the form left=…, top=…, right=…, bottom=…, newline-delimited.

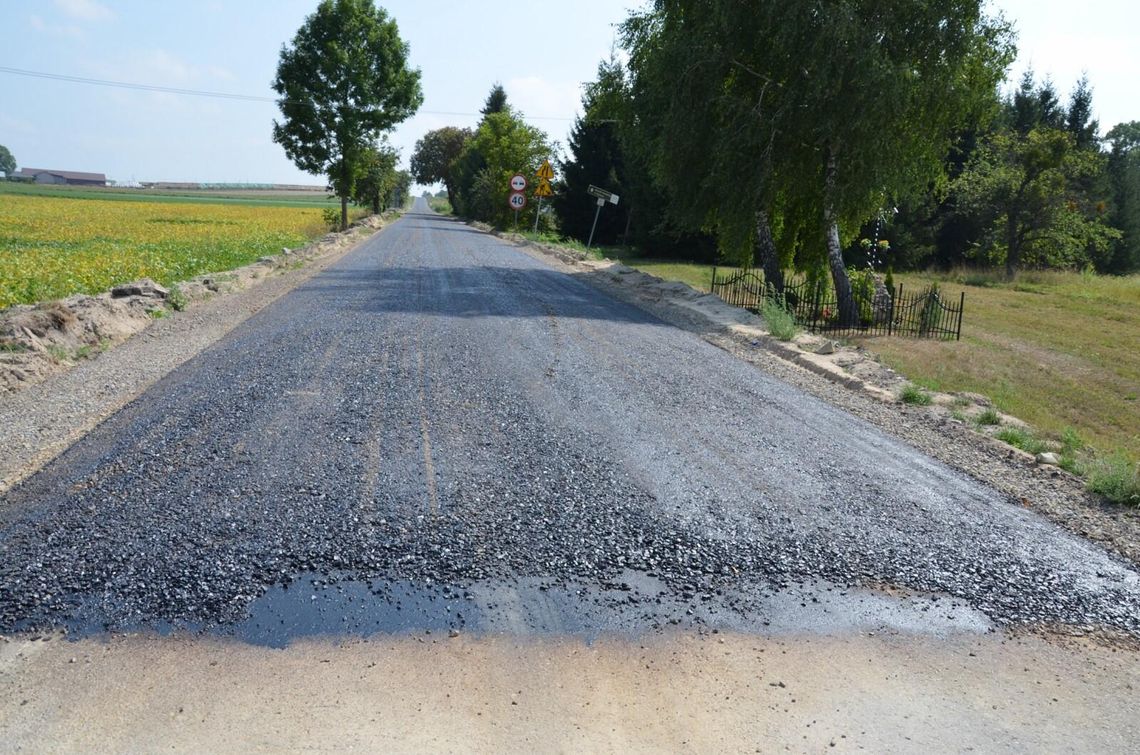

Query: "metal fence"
left=710, top=268, right=964, bottom=340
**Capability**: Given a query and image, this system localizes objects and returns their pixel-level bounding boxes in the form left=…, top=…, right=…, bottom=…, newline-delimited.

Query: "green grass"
left=166, top=285, right=188, bottom=312
left=518, top=230, right=626, bottom=261
left=760, top=296, right=797, bottom=340
left=1, top=192, right=340, bottom=309
left=426, top=196, right=452, bottom=215
left=975, top=407, right=1002, bottom=426
left=899, top=383, right=934, bottom=406
left=613, top=257, right=726, bottom=293
left=857, top=269, right=1139, bottom=470
left=912, top=376, right=943, bottom=391
left=46, top=344, right=71, bottom=362
left=1086, top=453, right=1140, bottom=505
left=994, top=426, right=1050, bottom=456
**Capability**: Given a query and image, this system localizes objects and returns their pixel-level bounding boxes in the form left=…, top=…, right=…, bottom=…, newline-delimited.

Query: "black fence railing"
left=710, top=268, right=964, bottom=340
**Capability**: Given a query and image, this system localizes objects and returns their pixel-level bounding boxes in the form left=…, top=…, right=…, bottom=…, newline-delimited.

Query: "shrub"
left=975, top=407, right=1002, bottom=425
left=899, top=383, right=933, bottom=406
left=918, top=283, right=942, bottom=336
left=1060, top=427, right=1084, bottom=454
left=848, top=267, right=876, bottom=325
left=994, top=427, right=1048, bottom=455
left=1057, top=427, right=1085, bottom=474
left=1087, top=453, right=1140, bottom=506
left=321, top=207, right=341, bottom=231
left=760, top=295, right=797, bottom=341
left=167, top=285, right=188, bottom=312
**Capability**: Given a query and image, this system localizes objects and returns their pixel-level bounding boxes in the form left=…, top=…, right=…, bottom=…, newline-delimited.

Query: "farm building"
left=11, top=168, right=107, bottom=186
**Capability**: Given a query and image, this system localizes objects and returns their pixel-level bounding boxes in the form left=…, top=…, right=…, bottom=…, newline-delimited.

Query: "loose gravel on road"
left=1, top=199, right=1138, bottom=640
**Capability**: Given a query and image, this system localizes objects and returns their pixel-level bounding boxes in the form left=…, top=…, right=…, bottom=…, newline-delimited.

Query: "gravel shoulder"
left=495, top=229, right=1140, bottom=569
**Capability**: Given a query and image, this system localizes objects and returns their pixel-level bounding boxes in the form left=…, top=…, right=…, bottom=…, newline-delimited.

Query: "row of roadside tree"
left=412, top=1, right=1139, bottom=328
left=271, top=0, right=1139, bottom=326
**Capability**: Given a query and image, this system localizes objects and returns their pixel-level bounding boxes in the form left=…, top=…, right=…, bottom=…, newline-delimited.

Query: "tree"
left=272, top=0, right=422, bottom=230
left=390, top=170, right=412, bottom=208
left=451, top=110, right=551, bottom=227
left=410, top=126, right=472, bottom=208
left=1066, top=76, right=1100, bottom=151
left=954, top=128, right=1119, bottom=276
left=563, top=54, right=696, bottom=256
left=0, top=145, right=14, bottom=177
left=352, top=141, right=400, bottom=214
left=555, top=58, right=628, bottom=245
left=480, top=83, right=508, bottom=116
left=622, top=0, right=1013, bottom=324
left=1106, top=121, right=1140, bottom=272
left=1009, top=70, right=1065, bottom=135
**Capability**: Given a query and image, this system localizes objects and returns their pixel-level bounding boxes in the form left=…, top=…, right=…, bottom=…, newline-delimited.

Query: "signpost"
left=506, top=174, right=528, bottom=228
left=508, top=190, right=526, bottom=228
left=533, top=160, right=555, bottom=232
left=586, top=184, right=620, bottom=249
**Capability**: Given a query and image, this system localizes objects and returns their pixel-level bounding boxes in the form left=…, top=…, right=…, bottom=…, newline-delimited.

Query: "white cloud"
left=29, top=14, right=85, bottom=39
left=84, top=49, right=216, bottom=86
left=77, top=49, right=240, bottom=114
left=54, top=0, right=113, bottom=22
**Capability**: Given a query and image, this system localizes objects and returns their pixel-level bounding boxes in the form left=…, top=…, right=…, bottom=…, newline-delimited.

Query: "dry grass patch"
left=615, top=258, right=732, bottom=293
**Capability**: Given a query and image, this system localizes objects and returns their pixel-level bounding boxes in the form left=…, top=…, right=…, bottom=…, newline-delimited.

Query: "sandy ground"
left=1, top=630, right=1136, bottom=753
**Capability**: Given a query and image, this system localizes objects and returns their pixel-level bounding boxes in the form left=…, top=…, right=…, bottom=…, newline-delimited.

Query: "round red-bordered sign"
left=510, top=174, right=528, bottom=192
left=508, top=191, right=527, bottom=209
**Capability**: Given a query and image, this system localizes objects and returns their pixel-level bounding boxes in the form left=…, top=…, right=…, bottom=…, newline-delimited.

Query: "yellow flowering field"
left=0, top=194, right=329, bottom=309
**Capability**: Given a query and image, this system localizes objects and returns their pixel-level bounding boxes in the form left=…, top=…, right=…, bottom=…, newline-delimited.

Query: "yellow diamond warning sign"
left=536, top=160, right=555, bottom=180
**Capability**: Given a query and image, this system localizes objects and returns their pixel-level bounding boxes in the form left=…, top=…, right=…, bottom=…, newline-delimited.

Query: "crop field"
left=0, top=188, right=336, bottom=309
left=0, top=181, right=340, bottom=208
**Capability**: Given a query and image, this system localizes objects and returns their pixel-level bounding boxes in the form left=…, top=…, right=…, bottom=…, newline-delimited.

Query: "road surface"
left=1, top=197, right=1138, bottom=750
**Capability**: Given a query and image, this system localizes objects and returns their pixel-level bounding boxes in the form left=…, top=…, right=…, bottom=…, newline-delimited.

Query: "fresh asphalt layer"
left=1, top=198, right=1138, bottom=643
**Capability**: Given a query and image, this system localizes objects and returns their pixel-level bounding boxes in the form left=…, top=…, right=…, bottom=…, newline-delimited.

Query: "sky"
left=1, top=0, right=1137, bottom=187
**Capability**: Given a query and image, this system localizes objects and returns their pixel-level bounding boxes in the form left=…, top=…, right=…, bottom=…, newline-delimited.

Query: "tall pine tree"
left=555, top=60, right=627, bottom=245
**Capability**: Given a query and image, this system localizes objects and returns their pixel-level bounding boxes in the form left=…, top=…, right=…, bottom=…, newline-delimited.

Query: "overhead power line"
left=0, top=65, right=575, bottom=121
left=0, top=65, right=275, bottom=102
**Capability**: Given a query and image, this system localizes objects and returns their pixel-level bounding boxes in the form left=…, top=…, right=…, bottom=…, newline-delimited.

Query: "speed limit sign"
left=510, top=174, right=527, bottom=191
left=508, top=191, right=527, bottom=210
